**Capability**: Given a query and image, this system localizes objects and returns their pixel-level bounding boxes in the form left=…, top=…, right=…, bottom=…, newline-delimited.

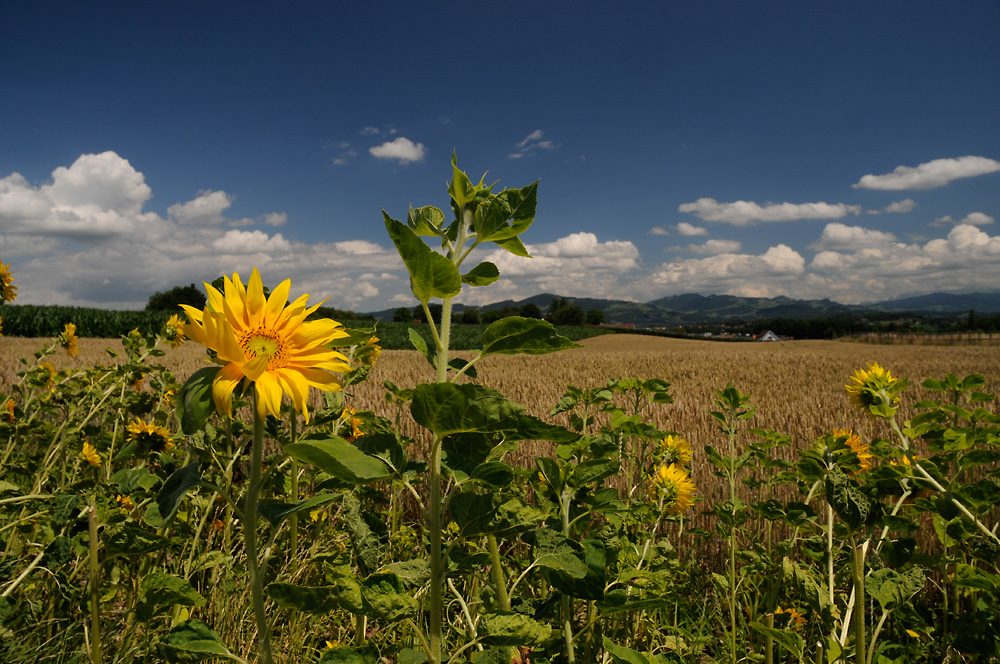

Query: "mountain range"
left=367, top=292, right=1000, bottom=327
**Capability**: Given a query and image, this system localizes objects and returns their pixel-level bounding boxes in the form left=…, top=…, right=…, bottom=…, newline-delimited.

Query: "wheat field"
left=5, top=333, right=996, bottom=510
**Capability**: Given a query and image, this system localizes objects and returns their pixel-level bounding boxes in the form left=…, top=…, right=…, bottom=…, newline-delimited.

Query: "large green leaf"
left=473, top=182, right=538, bottom=244
left=257, top=493, right=340, bottom=528
left=530, top=528, right=588, bottom=578
left=782, top=557, right=838, bottom=625
left=451, top=493, right=546, bottom=538
left=407, top=205, right=445, bottom=236
left=570, top=458, right=620, bottom=488
left=749, top=621, right=805, bottom=659
left=266, top=582, right=341, bottom=614
left=343, top=491, right=382, bottom=575
left=361, top=572, right=419, bottom=622
left=462, top=262, right=499, bottom=287
left=176, top=367, right=219, bottom=435
left=137, top=572, right=206, bottom=621
left=384, top=215, right=461, bottom=303
left=481, top=317, right=581, bottom=357
left=867, top=566, right=926, bottom=610
left=825, top=465, right=878, bottom=532
left=602, top=637, right=655, bottom=664
left=156, top=463, right=202, bottom=523
left=410, top=383, right=523, bottom=437
left=156, top=620, right=241, bottom=663
left=318, top=646, right=382, bottom=664
left=105, top=523, right=170, bottom=558
left=543, top=536, right=606, bottom=600
left=285, top=436, right=391, bottom=485
left=479, top=611, right=551, bottom=647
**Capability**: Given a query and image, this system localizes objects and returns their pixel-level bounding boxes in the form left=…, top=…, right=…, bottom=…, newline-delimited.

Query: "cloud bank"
left=679, top=198, right=862, bottom=225
left=853, top=156, right=1000, bottom=190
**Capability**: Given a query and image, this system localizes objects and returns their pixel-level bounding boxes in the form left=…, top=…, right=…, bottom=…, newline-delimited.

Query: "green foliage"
left=146, top=283, right=207, bottom=311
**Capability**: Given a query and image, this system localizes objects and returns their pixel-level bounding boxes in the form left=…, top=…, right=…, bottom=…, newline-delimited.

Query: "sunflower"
left=58, top=323, right=79, bottom=358
left=646, top=462, right=697, bottom=514
left=656, top=434, right=692, bottom=467
left=339, top=408, right=364, bottom=441
left=2, top=398, right=14, bottom=424
left=117, top=494, right=136, bottom=513
left=40, top=361, right=57, bottom=391
left=360, top=336, right=382, bottom=366
left=181, top=268, right=351, bottom=422
left=162, top=313, right=187, bottom=348
left=126, top=418, right=174, bottom=454
left=845, top=362, right=897, bottom=412
left=0, top=316, right=3, bottom=336
left=775, top=606, right=807, bottom=631
left=832, top=428, right=872, bottom=472
left=0, top=259, right=16, bottom=303
left=81, top=441, right=101, bottom=466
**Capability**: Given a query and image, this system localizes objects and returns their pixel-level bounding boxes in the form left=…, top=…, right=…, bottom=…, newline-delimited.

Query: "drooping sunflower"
left=845, top=362, right=897, bottom=412
left=656, top=434, right=692, bottom=467
left=775, top=606, right=807, bottom=631
left=58, top=323, right=79, bottom=358
left=126, top=418, right=174, bottom=454
left=832, top=428, right=872, bottom=472
left=646, top=462, right=697, bottom=514
left=339, top=408, right=364, bottom=441
left=181, top=268, right=351, bottom=422
left=162, top=313, right=187, bottom=348
left=1, top=259, right=17, bottom=304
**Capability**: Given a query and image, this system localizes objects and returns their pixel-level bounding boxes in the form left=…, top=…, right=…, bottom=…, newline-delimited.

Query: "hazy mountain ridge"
left=367, top=291, right=1000, bottom=325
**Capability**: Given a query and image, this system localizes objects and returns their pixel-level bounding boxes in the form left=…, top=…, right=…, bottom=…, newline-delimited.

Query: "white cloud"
left=648, top=226, right=670, bottom=236
left=807, top=223, right=899, bottom=251
left=676, top=222, right=708, bottom=236
left=0, top=152, right=411, bottom=311
left=647, top=244, right=806, bottom=298
left=685, top=239, right=742, bottom=255
left=509, top=129, right=560, bottom=159
left=678, top=197, right=862, bottom=225
left=369, top=137, right=427, bottom=164
left=868, top=198, right=917, bottom=215
left=932, top=211, right=995, bottom=227
left=853, top=156, right=1000, bottom=190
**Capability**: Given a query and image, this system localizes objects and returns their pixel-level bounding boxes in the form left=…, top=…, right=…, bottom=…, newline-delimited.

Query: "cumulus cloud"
left=685, top=239, right=742, bottom=255
left=648, top=226, right=670, bottom=236
left=369, top=137, right=427, bottom=164
left=868, top=199, right=917, bottom=215
left=932, top=211, right=995, bottom=227
left=807, top=223, right=899, bottom=251
left=676, top=222, right=708, bottom=236
left=853, top=156, right=1000, bottom=190
left=0, top=151, right=408, bottom=310
left=647, top=245, right=806, bottom=298
left=678, top=197, right=862, bottom=225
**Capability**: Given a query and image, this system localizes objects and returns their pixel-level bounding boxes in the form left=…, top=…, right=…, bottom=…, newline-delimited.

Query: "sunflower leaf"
left=481, top=317, right=580, bottom=357
left=384, top=214, right=461, bottom=304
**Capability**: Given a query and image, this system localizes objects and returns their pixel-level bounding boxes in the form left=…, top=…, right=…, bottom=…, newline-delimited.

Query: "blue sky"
left=2, top=1, right=999, bottom=313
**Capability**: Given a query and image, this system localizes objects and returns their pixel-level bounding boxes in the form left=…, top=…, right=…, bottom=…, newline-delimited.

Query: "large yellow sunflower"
left=181, top=268, right=351, bottom=422
left=646, top=462, right=697, bottom=514
left=656, top=434, right=692, bottom=467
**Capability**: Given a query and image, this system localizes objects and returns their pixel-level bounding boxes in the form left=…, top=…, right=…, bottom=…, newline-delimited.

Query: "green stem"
left=851, top=535, right=865, bottom=664
left=487, top=534, right=511, bottom=611
left=561, top=489, right=576, bottom=664
left=428, top=434, right=444, bottom=664
left=89, top=498, right=103, bottom=663
left=245, top=401, right=275, bottom=664
left=289, top=412, right=299, bottom=570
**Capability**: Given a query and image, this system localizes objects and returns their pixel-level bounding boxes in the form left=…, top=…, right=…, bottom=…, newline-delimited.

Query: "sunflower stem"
left=246, top=400, right=275, bottom=664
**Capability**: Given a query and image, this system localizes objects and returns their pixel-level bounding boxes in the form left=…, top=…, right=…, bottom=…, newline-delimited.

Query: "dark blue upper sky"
left=2, top=1, right=999, bottom=311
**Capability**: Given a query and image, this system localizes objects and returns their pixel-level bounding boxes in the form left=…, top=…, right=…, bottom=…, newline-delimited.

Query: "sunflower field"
left=1, top=159, right=999, bottom=664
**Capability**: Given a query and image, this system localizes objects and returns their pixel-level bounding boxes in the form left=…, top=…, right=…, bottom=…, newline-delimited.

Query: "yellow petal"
left=264, top=278, right=291, bottom=328
left=245, top=268, right=267, bottom=329
left=255, top=372, right=283, bottom=420
left=213, top=364, right=245, bottom=419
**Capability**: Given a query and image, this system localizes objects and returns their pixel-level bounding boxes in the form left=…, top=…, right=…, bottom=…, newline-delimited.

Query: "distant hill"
left=365, top=291, right=1000, bottom=326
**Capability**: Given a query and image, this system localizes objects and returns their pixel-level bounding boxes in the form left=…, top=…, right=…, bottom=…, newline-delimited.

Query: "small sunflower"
left=775, top=606, right=807, bottom=631
left=58, top=323, right=79, bottom=358
left=0, top=259, right=17, bottom=304
left=162, top=313, right=187, bottom=348
left=40, top=361, right=57, bottom=391
left=360, top=336, right=382, bottom=366
left=656, top=434, right=692, bottom=467
left=339, top=408, right=364, bottom=441
left=117, top=494, right=136, bottom=513
left=0, top=315, right=3, bottom=336
left=2, top=398, right=14, bottom=424
left=81, top=441, right=101, bottom=466
left=845, top=362, right=898, bottom=414
left=126, top=418, right=174, bottom=454
left=832, top=428, right=872, bottom=472
left=646, top=462, right=697, bottom=514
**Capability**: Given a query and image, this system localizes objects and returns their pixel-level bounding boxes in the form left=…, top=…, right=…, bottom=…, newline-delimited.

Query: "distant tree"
left=547, top=296, right=569, bottom=317
left=518, top=302, right=543, bottom=319
left=413, top=303, right=443, bottom=324
left=146, top=284, right=206, bottom=311
left=547, top=296, right=585, bottom=326
left=393, top=307, right=413, bottom=323
left=460, top=308, right=481, bottom=325
left=586, top=309, right=606, bottom=325
left=481, top=309, right=504, bottom=324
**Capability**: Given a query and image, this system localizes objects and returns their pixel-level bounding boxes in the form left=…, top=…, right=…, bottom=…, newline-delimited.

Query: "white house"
left=757, top=330, right=782, bottom=342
